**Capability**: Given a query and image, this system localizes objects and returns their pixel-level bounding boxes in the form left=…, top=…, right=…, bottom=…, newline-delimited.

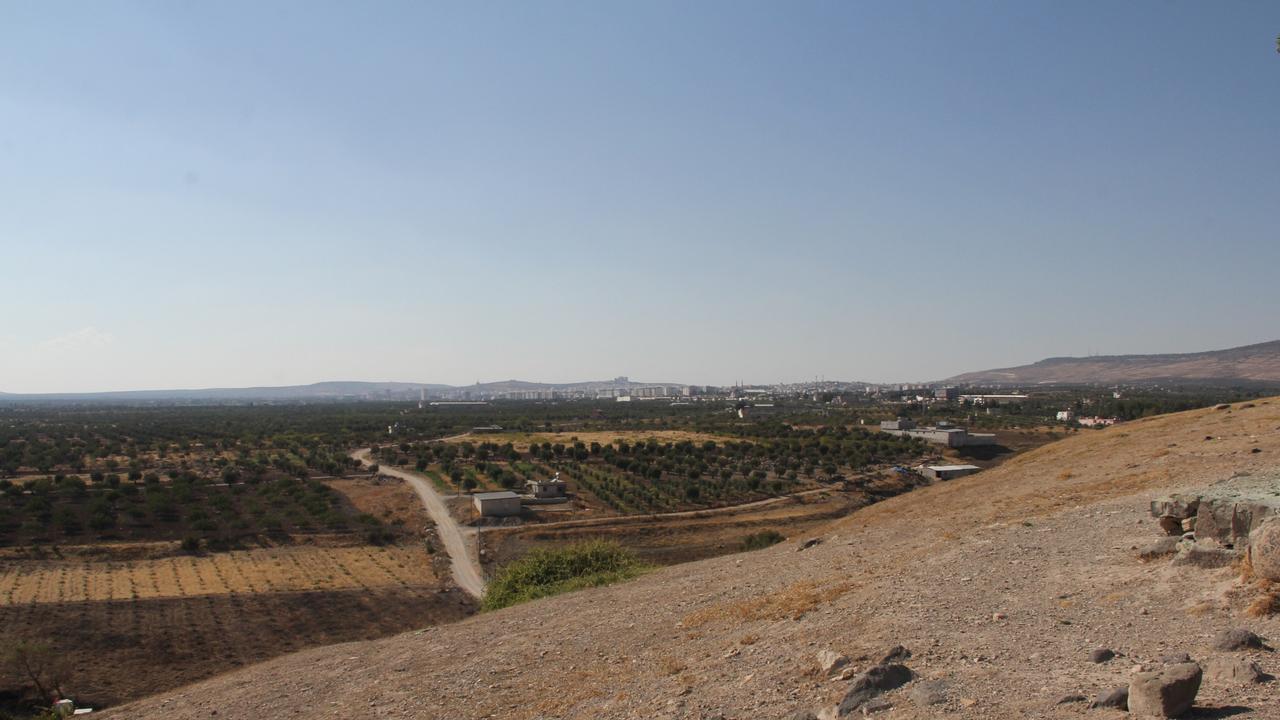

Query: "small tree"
left=3, top=640, right=66, bottom=705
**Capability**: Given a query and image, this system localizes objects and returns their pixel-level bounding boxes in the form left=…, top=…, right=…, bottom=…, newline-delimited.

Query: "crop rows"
left=0, top=545, right=435, bottom=604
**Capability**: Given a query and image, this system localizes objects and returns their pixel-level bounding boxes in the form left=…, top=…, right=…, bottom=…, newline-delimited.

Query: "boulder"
left=1211, top=628, right=1267, bottom=652
left=1158, top=515, right=1183, bottom=536
left=1204, top=656, right=1271, bottom=684
left=1088, top=686, right=1128, bottom=710
left=1127, top=662, right=1201, bottom=718
left=836, top=663, right=913, bottom=716
left=907, top=679, right=947, bottom=706
left=1249, top=518, right=1280, bottom=582
left=1089, top=648, right=1116, bottom=663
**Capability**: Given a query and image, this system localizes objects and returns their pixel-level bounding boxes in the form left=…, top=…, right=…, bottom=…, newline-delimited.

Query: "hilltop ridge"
left=103, top=400, right=1280, bottom=719
left=946, top=339, right=1280, bottom=386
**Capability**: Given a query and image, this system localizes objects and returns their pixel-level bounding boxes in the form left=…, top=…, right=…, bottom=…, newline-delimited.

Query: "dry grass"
left=681, top=579, right=855, bottom=627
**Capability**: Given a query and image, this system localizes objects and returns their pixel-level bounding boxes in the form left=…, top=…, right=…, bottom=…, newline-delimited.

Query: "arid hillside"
left=104, top=400, right=1280, bottom=719
left=946, top=339, right=1280, bottom=386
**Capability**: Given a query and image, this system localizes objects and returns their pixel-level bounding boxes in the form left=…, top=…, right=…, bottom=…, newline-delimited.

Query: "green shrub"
left=481, top=541, right=649, bottom=612
left=741, top=529, right=785, bottom=551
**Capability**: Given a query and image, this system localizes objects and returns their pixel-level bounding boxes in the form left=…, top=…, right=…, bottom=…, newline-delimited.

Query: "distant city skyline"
left=2, top=2, right=1278, bottom=393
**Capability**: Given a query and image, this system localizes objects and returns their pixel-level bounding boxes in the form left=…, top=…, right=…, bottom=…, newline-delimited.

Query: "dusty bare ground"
left=103, top=400, right=1280, bottom=719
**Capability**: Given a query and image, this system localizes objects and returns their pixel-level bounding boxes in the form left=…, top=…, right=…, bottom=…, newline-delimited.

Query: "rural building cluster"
left=472, top=473, right=569, bottom=517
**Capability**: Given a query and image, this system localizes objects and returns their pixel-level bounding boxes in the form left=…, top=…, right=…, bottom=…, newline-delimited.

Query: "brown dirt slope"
left=947, top=338, right=1280, bottom=385
left=104, top=400, right=1280, bottom=719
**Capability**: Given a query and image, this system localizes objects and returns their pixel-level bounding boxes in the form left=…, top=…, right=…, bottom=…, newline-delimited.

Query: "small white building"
left=473, top=491, right=522, bottom=517
left=1056, top=410, right=1075, bottom=422
left=922, top=464, right=981, bottom=481
left=526, top=473, right=568, bottom=499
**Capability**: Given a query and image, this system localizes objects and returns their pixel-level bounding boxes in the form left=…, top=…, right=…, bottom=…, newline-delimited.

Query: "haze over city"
left=3, top=1, right=1278, bottom=393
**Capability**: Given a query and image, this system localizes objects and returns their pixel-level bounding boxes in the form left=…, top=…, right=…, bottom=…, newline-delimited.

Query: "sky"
left=1, top=1, right=1278, bottom=392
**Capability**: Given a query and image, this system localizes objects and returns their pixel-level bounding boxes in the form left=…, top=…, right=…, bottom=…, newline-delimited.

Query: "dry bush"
left=658, top=655, right=687, bottom=675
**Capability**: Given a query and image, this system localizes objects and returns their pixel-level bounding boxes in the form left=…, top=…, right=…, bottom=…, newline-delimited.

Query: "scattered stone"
left=787, top=712, right=819, bottom=720
left=907, top=679, right=947, bottom=706
left=1205, top=656, right=1271, bottom=684
left=879, top=645, right=911, bottom=664
left=1252, top=447, right=1263, bottom=454
left=1088, top=686, right=1129, bottom=710
left=1214, top=404, right=1230, bottom=410
left=836, top=664, right=913, bottom=716
left=1249, top=519, right=1280, bottom=582
left=1055, top=694, right=1087, bottom=705
left=1090, top=648, right=1116, bottom=663
left=1138, top=537, right=1181, bottom=560
left=1211, top=628, right=1267, bottom=652
left=959, top=697, right=978, bottom=708
left=1160, top=652, right=1193, bottom=664
left=1128, top=662, right=1201, bottom=718
left=1158, top=515, right=1183, bottom=535
left=798, top=538, right=822, bottom=552
left=817, top=649, right=850, bottom=676
left=1181, top=517, right=1196, bottom=533
left=992, top=612, right=1007, bottom=621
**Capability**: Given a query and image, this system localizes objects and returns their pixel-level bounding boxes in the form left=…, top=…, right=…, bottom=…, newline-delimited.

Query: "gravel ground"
left=103, top=400, right=1280, bottom=719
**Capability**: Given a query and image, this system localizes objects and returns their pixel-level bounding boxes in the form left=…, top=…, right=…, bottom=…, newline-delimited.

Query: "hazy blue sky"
left=2, top=1, right=1278, bottom=392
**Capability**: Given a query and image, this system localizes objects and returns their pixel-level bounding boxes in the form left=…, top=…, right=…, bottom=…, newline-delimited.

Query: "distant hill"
left=946, top=339, right=1280, bottom=386
left=0, top=378, right=684, bottom=403
left=0, top=381, right=454, bottom=403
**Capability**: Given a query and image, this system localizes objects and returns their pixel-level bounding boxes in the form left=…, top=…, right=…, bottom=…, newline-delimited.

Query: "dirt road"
left=351, top=448, right=486, bottom=599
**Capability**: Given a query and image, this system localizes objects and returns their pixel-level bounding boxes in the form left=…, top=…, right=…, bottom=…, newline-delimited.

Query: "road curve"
left=350, top=447, right=486, bottom=599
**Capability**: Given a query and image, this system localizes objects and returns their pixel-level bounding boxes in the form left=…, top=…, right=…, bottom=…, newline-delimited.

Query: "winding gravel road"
left=350, top=447, right=486, bottom=599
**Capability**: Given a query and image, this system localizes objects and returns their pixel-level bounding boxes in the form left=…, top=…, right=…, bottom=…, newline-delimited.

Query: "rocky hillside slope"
left=104, top=401, right=1280, bottom=719
left=945, top=339, right=1280, bottom=386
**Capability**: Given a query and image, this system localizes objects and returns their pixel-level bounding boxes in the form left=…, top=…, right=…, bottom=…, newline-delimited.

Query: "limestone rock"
left=1128, top=662, right=1201, bottom=718
left=1172, top=543, right=1240, bottom=569
left=1249, top=518, right=1280, bottom=582
left=817, top=649, right=850, bottom=676
left=1138, top=537, right=1180, bottom=561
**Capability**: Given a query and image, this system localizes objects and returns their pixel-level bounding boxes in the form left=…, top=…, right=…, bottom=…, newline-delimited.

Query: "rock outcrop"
left=1151, top=472, right=1280, bottom=548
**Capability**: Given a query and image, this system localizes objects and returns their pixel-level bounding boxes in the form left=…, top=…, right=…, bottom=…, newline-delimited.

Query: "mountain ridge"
left=945, top=339, right=1280, bottom=386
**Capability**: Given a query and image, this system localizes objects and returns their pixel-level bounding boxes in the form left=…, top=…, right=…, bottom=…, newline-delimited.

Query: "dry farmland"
left=0, top=474, right=472, bottom=712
